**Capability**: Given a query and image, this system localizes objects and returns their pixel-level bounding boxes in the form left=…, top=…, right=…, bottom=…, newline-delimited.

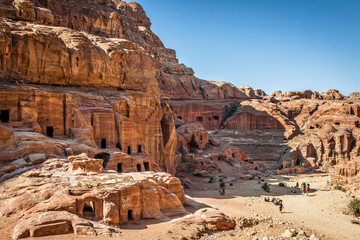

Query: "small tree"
left=348, top=198, right=360, bottom=217
left=278, top=181, right=287, bottom=187
left=261, top=183, right=270, bottom=192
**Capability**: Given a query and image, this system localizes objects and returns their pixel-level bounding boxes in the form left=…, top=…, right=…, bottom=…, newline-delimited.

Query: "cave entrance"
left=117, top=163, right=122, bottom=173
left=83, top=201, right=95, bottom=218
left=138, top=145, right=142, bottom=153
left=127, top=146, right=131, bottom=154
left=127, top=210, right=133, bottom=221
left=46, top=126, right=54, bottom=137
left=94, top=153, right=110, bottom=168
left=213, top=116, right=219, bottom=120
left=144, top=162, right=149, bottom=171
left=0, top=110, right=9, bottom=123
left=136, top=163, right=141, bottom=172
left=101, top=139, right=107, bottom=149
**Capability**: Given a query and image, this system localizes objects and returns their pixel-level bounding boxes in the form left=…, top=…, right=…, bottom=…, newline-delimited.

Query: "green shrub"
left=278, top=181, right=287, bottom=187
left=334, top=185, right=346, bottom=192
left=208, top=176, right=214, bottom=183
left=261, top=183, right=270, bottom=192
left=348, top=198, right=360, bottom=217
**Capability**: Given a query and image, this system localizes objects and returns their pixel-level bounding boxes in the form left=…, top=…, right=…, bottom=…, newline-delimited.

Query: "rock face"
left=0, top=83, right=177, bottom=177
left=0, top=0, right=249, bottom=100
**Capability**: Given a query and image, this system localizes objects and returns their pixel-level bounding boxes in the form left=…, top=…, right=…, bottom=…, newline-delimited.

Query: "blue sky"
left=134, top=0, right=360, bottom=95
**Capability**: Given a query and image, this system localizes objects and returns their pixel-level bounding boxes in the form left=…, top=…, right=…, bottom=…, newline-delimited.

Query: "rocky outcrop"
left=177, top=122, right=209, bottom=152
left=349, top=92, right=360, bottom=100
left=0, top=157, right=187, bottom=238
left=13, top=211, right=121, bottom=239
left=173, top=208, right=236, bottom=231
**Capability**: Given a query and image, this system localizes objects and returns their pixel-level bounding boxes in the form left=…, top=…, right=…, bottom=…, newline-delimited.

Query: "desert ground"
left=1, top=172, right=359, bottom=240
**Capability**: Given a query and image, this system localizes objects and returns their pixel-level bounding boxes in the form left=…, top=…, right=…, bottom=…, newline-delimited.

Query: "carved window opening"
left=296, top=159, right=301, bottom=166
left=136, top=164, right=141, bottom=172
left=177, top=116, right=182, bottom=120
left=207, top=117, right=211, bottom=121
left=196, top=116, right=203, bottom=122
left=351, top=108, right=355, bottom=115
left=213, top=116, right=219, bottom=120
left=127, top=146, right=131, bottom=154
left=335, top=122, right=340, bottom=125
left=83, top=201, right=95, bottom=217
left=101, top=139, right=107, bottom=149
left=356, top=121, right=360, bottom=128
left=117, top=163, right=122, bottom=173
left=200, top=135, right=203, bottom=141
left=309, top=126, right=314, bottom=129
left=138, top=145, right=142, bottom=153
left=144, top=162, right=149, bottom=171
left=46, top=126, right=54, bottom=137
left=127, top=210, right=133, bottom=221
left=0, top=110, right=9, bottom=123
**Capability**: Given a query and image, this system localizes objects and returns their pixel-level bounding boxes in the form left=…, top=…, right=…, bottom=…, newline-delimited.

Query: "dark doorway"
left=296, top=159, right=301, bottom=166
left=136, top=163, right=141, bottom=172
left=213, top=116, right=219, bottom=120
left=127, top=146, right=131, bottom=154
left=94, top=153, right=110, bottom=168
left=101, top=139, right=107, bottom=149
left=116, top=142, right=121, bottom=150
left=83, top=201, right=95, bottom=217
left=144, top=162, right=149, bottom=171
left=117, top=163, right=122, bottom=173
left=351, top=108, right=355, bottom=115
left=138, top=145, right=142, bottom=153
left=46, top=126, right=54, bottom=137
left=128, top=210, right=133, bottom=221
left=0, top=110, right=9, bottom=122
left=196, top=116, right=203, bottom=122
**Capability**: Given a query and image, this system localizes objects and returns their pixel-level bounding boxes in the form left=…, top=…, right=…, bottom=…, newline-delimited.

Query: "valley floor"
left=1, top=173, right=359, bottom=240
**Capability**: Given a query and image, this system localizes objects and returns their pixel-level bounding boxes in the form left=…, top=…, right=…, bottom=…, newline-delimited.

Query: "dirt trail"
left=186, top=173, right=360, bottom=240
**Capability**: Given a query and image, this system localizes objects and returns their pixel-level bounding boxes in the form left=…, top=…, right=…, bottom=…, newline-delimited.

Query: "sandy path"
left=186, top=173, right=360, bottom=240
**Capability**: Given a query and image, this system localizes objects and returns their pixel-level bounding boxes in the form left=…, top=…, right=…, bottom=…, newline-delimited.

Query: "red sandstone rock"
left=174, top=208, right=236, bottom=231
left=177, top=122, right=209, bottom=152
left=68, top=153, right=103, bottom=175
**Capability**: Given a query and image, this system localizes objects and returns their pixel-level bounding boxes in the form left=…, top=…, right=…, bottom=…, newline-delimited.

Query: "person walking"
left=219, top=180, right=226, bottom=195
left=279, top=200, right=284, bottom=213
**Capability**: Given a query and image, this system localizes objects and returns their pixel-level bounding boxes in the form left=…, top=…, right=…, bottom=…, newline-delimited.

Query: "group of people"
left=297, top=182, right=311, bottom=195
left=264, top=197, right=284, bottom=213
